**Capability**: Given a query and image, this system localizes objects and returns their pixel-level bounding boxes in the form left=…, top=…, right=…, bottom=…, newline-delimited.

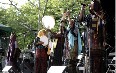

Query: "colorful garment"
left=67, top=24, right=78, bottom=60
left=35, top=37, right=48, bottom=73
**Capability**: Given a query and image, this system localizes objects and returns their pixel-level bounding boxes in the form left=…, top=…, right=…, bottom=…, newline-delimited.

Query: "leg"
left=41, top=49, right=47, bottom=73
left=35, top=49, right=41, bottom=73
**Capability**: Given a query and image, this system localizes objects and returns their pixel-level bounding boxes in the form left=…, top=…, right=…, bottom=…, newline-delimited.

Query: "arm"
left=78, top=5, right=86, bottom=22
left=46, top=29, right=56, bottom=35
left=67, top=11, right=71, bottom=23
left=34, top=37, right=44, bottom=46
left=36, top=41, right=44, bottom=45
left=61, top=10, right=67, bottom=21
left=46, top=29, right=59, bottom=38
left=52, top=33, right=62, bottom=38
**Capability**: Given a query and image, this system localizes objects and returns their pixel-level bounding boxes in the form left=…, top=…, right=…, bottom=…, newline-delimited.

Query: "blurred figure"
left=34, top=29, right=48, bottom=73
left=62, top=10, right=79, bottom=73
left=6, top=32, right=21, bottom=72
left=63, top=10, right=78, bottom=61
left=67, top=19, right=78, bottom=61
left=53, top=22, right=66, bottom=66
left=47, top=21, right=66, bottom=66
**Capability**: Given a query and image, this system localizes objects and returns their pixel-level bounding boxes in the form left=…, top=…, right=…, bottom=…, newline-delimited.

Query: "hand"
left=62, top=12, right=67, bottom=18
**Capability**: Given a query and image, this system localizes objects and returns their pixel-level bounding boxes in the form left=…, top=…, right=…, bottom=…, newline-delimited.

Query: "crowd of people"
left=34, top=2, right=95, bottom=73
left=3, top=0, right=111, bottom=73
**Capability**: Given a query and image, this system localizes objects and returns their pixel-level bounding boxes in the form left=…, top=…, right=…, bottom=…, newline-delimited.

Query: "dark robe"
left=52, top=33, right=65, bottom=66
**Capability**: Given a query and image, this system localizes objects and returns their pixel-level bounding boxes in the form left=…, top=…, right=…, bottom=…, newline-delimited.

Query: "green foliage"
left=0, top=8, right=7, bottom=25
left=0, top=0, right=91, bottom=50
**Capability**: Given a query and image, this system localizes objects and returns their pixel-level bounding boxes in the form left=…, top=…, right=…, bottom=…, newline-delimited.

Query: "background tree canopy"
left=0, top=0, right=91, bottom=50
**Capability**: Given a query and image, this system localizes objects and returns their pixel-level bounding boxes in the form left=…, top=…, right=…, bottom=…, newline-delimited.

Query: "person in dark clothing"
left=6, top=32, right=21, bottom=73
left=48, top=22, right=66, bottom=66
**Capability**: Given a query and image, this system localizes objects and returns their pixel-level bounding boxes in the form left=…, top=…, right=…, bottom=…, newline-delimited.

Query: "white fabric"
left=2, top=66, right=12, bottom=72
left=48, top=40, right=52, bottom=49
left=47, top=66, right=66, bottom=73
left=40, top=35, right=48, bottom=46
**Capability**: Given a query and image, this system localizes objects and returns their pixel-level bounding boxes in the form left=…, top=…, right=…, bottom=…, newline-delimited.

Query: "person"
left=34, top=29, right=48, bottom=73
left=47, top=21, right=66, bottom=66
left=0, top=46, right=3, bottom=72
left=6, top=32, right=21, bottom=72
left=62, top=10, right=79, bottom=73
left=0, top=53, right=2, bottom=72
left=63, top=10, right=78, bottom=61
left=68, top=19, right=78, bottom=60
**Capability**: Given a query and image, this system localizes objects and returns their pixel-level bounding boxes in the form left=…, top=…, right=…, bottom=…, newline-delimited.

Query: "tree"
left=0, top=0, right=91, bottom=50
